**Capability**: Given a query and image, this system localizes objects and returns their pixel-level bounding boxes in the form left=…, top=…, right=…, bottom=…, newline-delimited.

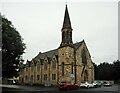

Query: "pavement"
left=0, top=84, right=120, bottom=93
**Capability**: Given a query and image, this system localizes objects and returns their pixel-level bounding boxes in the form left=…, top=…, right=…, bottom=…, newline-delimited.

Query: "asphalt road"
left=0, top=84, right=120, bottom=93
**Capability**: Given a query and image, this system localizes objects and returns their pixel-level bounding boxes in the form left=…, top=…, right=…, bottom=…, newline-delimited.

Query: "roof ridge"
left=40, top=48, right=57, bottom=54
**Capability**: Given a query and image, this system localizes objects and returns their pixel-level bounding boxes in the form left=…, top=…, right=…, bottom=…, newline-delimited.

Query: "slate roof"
left=25, top=40, right=84, bottom=66
left=33, top=40, right=83, bottom=61
left=39, top=49, right=58, bottom=59
left=74, top=40, right=83, bottom=50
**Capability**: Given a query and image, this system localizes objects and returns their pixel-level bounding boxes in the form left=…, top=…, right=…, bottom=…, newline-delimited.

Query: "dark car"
left=58, top=82, right=79, bottom=90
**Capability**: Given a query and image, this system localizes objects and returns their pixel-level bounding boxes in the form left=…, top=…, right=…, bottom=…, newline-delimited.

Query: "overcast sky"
left=0, top=0, right=118, bottom=65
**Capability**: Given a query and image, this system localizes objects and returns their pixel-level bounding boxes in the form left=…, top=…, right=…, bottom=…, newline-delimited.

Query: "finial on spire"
left=65, top=1, right=67, bottom=5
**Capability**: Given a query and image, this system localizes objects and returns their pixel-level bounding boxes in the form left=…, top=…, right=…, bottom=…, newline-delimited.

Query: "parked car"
left=58, top=82, right=79, bottom=90
left=103, top=81, right=112, bottom=87
left=80, top=82, right=94, bottom=88
left=93, top=81, right=102, bottom=87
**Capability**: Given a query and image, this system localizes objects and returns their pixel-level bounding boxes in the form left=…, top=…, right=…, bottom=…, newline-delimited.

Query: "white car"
left=93, top=81, right=102, bottom=87
left=80, top=82, right=94, bottom=88
left=104, top=81, right=112, bottom=87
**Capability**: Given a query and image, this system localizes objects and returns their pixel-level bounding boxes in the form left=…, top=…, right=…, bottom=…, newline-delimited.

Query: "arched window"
left=37, top=60, right=40, bottom=72
left=37, top=65, right=40, bottom=72
left=44, top=74, right=47, bottom=80
left=37, top=75, right=40, bottom=80
left=52, top=74, right=56, bottom=80
left=62, top=62, right=64, bottom=76
left=52, top=59, right=56, bottom=68
left=82, top=48, right=87, bottom=64
left=71, top=62, right=73, bottom=74
left=44, top=61, right=47, bottom=70
left=62, top=31, right=65, bottom=43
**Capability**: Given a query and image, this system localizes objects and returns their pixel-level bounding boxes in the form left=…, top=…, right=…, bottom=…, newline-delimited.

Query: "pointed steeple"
left=59, top=4, right=73, bottom=48
left=62, top=5, right=72, bottom=30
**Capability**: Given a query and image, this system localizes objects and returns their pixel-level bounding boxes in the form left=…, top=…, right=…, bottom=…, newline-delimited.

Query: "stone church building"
left=19, top=5, right=94, bottom=86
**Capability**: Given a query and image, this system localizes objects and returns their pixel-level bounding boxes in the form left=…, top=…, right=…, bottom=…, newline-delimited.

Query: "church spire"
left=62, top=4, right=72, bottom=30
left=59, top=4, right=73, bottom=48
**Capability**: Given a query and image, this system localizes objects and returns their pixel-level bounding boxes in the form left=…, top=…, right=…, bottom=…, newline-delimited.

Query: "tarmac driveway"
left=0, top=84, right=120, bottom=93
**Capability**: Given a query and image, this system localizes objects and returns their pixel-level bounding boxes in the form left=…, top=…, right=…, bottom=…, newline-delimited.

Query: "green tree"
left=112, top=60, right=120, bottom=81
left=97, top=62, right=113, bottom=80
left=94, top=60, right=120, bottom=82
left=93, top=62, right=98, bottom=80
left=2, top=16, right=26, bottom=78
